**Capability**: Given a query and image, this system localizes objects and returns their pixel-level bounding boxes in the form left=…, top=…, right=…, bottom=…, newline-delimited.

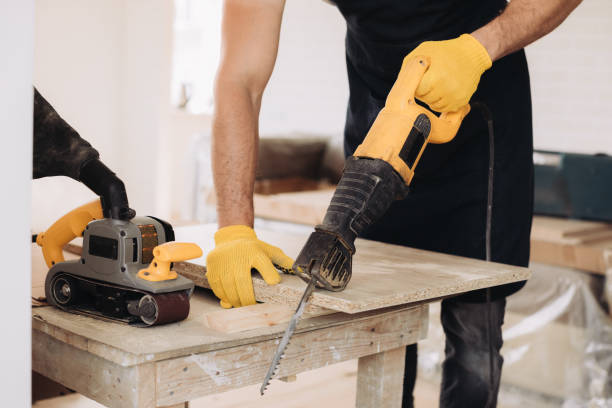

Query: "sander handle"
left=36, top=200, right=103, bottom=268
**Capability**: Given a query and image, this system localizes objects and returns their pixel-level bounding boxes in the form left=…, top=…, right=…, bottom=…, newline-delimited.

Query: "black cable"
left=472, top=101, right=496, bottom=407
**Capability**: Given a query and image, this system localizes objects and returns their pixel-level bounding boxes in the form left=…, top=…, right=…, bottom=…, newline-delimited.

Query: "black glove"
left=33, top=88, right=135, bottom=220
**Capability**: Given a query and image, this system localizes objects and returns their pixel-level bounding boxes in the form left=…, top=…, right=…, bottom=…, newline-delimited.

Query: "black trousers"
left=402, top=297, right=506, bottom=408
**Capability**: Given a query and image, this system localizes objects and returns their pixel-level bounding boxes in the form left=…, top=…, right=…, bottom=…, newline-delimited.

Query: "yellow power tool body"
left=262, top=57, right=470, bottom=393
left=36, top=200, right=202, bottom=326
left=294, top=56, right=469, bottom=291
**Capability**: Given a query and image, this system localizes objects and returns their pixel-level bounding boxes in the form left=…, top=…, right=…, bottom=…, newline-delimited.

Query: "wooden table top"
left=175, top=224, right=531, bottom=314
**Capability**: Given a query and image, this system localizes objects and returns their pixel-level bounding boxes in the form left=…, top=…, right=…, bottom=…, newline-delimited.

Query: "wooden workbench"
left=33, top=291, right=427, bottom=408
left=32, top=224, right=529, bottom=408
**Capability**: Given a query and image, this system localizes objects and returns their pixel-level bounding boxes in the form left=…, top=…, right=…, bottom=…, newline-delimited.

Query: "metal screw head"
left=61, top=284, right=71, bottom=298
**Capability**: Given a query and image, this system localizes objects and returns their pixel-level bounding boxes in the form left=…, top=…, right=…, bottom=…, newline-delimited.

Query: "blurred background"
left=31, top=0, right=612, bottom=229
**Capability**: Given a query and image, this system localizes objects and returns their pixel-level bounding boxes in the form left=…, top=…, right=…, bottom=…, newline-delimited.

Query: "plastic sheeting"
left=417, top=262, right=612, bottom=407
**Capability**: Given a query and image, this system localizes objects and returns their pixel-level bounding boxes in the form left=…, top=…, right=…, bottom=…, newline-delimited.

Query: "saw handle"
left=138, top=242, right=203, bottom=282
left=36, top=200, right=103, bottom=268
left=386, top=56, right=470, bottom=144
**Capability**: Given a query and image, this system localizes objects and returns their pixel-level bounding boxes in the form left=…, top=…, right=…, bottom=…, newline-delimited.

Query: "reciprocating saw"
left=261, top=56, right=470, bottom=393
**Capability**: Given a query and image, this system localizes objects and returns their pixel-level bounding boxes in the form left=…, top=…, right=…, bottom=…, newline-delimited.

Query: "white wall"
left=0, top=1, right=34, bottom=406
left=260, top=0, right=348, bottom=137
left=527, top=0, right=612, bottom=155
left=32, top=0, right=175, bottom=229
left=119, top=0, right=174, bottom=217
left=32, top=0, right=125, bottom=230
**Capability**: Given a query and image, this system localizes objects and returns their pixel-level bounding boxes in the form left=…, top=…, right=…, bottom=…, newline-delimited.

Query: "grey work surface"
left=174, top=224, right=531, bottom=314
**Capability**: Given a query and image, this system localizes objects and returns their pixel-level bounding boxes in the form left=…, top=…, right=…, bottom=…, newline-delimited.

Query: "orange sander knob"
left=138, top=242, right=203, bottom=282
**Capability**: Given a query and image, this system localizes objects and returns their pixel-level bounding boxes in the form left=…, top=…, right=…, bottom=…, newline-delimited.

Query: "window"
left=171, top=0, right=223, bottom=114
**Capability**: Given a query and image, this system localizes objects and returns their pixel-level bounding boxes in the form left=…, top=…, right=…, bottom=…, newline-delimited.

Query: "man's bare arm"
left=212, top=0, right=285, bottom=227
left=472, top=0, right=583, bottom=61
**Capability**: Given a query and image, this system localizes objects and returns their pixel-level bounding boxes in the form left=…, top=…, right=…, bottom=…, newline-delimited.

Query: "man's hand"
left=206, top=225, right=294, bottom=308
left=405, top=34, right=492, bottom=113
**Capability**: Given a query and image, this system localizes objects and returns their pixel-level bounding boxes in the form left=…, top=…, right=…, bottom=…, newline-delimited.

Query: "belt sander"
left=36, top=200, right=201, bottom=326
left=32, top=89, right=201, bottom=326
left=262, top=57, right=470, bottom=392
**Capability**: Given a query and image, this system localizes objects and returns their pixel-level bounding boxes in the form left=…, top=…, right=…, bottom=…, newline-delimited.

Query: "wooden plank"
left=174, top=262, right=330, bottom=315
left=530, top=238, right=612, bottom=275
left=204, top=302, right=335, bottom=334
left=204, top=302, right=308, bottom=334
left=356, top=347, right=406, bottom=408
left=154, top=304, right=428, bottom=406
left=175, top=224, right=531, bottom=314
left=531, top=216, right=612, bottom=242
left=529, top=216, right=612, bottom=275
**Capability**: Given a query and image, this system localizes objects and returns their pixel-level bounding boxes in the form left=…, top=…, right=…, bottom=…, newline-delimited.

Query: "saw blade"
left=260, top=279, right=316, bottom=395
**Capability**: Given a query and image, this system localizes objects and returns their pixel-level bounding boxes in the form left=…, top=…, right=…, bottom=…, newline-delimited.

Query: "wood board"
left=204, top=302, right=312, bottom=334
left=530, top=216, right=612, bottom=275
left=531, top=216, right=612, bottom=244
left=174, top=224, right=530, bottom=314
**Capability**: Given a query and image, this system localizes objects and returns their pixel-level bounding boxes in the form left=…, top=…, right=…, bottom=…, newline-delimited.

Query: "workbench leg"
left=356, top=346, right=406, bottom=408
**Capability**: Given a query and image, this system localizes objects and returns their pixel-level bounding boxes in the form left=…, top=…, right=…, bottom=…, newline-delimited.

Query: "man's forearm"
left=472, top=0, right=582, bottom=61
left=212, top=81, right=261, bottom=228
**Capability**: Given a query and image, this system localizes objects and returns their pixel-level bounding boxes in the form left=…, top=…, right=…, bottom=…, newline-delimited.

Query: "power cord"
left=471, top=101, right=496, bottom=407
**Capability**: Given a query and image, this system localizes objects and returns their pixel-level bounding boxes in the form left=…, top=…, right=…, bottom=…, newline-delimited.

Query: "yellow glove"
left=205, top=225, right=294, bottom=309
left=405, top=34, right=492, bottom=113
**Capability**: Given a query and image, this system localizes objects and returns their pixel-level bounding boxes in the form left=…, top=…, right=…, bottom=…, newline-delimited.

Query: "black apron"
left=333, top=0, right=534, bottom=301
